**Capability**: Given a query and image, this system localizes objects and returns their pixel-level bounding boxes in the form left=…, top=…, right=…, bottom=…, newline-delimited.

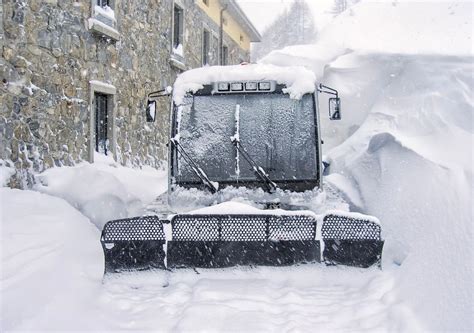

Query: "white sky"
left=236, top=0, right=336, bottom=34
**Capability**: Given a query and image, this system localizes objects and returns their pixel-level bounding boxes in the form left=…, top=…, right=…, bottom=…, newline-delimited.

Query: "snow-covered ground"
left=1, top=0, right=472, bottom=331
left=2, top=186, right=419, bottom=331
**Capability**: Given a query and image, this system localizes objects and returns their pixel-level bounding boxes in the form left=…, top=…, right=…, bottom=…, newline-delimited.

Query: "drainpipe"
left=219, top=3, right=228, bottom=65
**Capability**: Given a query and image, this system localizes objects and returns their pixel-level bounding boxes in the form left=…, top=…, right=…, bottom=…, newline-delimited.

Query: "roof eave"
left=225, top=0, right=262, bottom=43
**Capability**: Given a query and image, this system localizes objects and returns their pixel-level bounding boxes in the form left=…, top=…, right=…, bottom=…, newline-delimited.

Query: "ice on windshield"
left=176, top=93, right=317, bottom=183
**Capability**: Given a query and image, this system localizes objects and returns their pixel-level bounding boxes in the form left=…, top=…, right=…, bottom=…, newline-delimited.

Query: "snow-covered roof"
left=173, top=64, right=317, bottom=104
left=226, top=0, right=262, bottom=42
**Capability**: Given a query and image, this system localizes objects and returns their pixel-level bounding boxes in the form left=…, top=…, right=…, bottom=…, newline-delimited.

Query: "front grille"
left=322, top=214, right=381, bottom=240
left=268, top=215, right=316, bottom=241
left=102, top=216, right=165, bottom=241
left=171, top=214, right=317, bottom=241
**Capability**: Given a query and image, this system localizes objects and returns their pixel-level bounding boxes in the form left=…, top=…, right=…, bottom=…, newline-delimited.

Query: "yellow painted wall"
left=196, top=0, right=251, bottom=51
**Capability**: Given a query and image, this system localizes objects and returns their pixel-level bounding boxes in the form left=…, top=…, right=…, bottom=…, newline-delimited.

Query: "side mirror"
left=329, top=97, right=341, bottom=120
left=145, top=86, right=172, bottom=123
left=146, top=100, right=156, bottom=122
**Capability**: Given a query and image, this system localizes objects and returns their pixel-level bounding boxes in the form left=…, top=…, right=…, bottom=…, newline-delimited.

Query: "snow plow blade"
left=322, top=214, right=384, bottom=268
left=100, top=213, right=383, bottom=273
left=101, top=216, right=167, bottom=273
left=167, top=214, right=319, bottom=268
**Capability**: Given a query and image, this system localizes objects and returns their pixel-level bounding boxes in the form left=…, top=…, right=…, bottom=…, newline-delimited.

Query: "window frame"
left=172, top=4, right=184, bottom=51
left=202, top=27, right=210, bottom=66
left=97, top=0, right=110, bottom=7
left=89, top=81, right=116, bottom=162
left=170, top=85, right=322, bottom=192
left=94, top=92, right=109, bottom=155
left=222, top=44, right=229, bottom=65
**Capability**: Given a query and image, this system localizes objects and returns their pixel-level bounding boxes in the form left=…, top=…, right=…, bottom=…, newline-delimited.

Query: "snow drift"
left=262, top=0, right=473, bottom=149
left=34, top=153, right=167, bottom=229
left=262, top=0, right=473, bottom=331
left=1, top=189, right=103, bottom=330
left=326, top=54, right=473, bottom=331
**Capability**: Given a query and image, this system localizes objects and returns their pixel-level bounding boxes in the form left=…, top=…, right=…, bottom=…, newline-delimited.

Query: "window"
left=173, top=5, right=184, bottom=49
left=211, top=35, right=219, bottom=65
left=202, top=29, right=210, bottom=65
left=97, top=0, right=109, bottom=7
left=202, top=0, right=209, bottom=5
left=95, top=92, right=109, bottom=155
left=88, top=0, right=119, bottom=40
left=240, top=34, right=244, bottom=43
left=222, top=45, right=228, bottom=65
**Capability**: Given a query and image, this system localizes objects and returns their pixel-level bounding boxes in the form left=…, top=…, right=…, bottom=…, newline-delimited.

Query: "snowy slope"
left=327, top=53, right=473, bottom=331
left=261, top=0, right=473, bottom=331
left=262, top=0, right=473, bottom=148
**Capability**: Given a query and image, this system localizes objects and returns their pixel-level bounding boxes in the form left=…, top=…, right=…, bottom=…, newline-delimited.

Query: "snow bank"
left=261, top=1, right=473, bottom=330
left=173, top=64, right=316, bottom=104
left=1, top=188, right=103, bottom=331
left=0, top=160, right=15, bottom=186
left=325, top=54, right=473, bottom=331
left=262, top=0, right=473, bottom=149
left=34, top=154, right=167, bottom=229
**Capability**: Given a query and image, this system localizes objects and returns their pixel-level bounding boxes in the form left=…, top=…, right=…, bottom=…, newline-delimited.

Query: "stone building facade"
left=0, top=0, right=261, bottom=188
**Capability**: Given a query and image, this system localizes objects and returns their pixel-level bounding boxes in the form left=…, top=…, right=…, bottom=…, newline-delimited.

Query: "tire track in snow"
left=98, top=267, right=416, bottom=332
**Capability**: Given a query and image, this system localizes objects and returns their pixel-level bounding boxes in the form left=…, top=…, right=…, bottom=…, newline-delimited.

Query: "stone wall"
left=0, top=0, right=250, bottom=188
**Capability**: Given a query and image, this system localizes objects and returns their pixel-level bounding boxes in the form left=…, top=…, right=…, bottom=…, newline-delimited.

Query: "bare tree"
left=252, top=0, right=317, bottom=61
left=329, top=0, right=360, bottom=17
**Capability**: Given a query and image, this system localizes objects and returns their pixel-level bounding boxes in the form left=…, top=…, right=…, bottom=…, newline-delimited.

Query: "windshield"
left=174, top=92, right=317, bottom=184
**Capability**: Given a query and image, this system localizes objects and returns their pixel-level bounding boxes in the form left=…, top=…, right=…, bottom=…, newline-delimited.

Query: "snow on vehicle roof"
left=173, top=64, right=316, bottom=104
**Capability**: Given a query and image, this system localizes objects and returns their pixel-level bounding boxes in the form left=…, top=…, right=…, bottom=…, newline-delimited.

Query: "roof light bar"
left=245, top=82, right=257, bottom=91
left=258, top=82, right=271, bottom=91
left=230, top=82, right=244, bottom=91
left=217, top=82, right=230, bottom=91
left=214, top=81, right=275, bottom=94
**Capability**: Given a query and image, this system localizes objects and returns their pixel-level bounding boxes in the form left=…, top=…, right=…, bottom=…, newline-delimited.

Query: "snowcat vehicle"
left=100, top=65, right=384, bottom=273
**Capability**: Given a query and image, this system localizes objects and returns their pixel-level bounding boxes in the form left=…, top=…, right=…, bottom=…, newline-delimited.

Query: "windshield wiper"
left=170, top=138, right=218, bottom=194
left=230, top=104, right=277, bottom=193
left=231, top=137, right=278, bottom=193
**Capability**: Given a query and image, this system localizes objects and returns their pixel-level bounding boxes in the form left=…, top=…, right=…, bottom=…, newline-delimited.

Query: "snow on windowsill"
left=169, top=54, right=187, bottom=71
left=88, top=18, right=120, bottom=41
left=94, top=5, right=116, bottom=22
left=89, top=80, right=116, bottom=94
left=172, top=44, right=184, bottom=57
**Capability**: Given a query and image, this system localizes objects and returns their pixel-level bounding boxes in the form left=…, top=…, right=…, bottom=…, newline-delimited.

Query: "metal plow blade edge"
left=100, top=213, right=384, bottom=274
